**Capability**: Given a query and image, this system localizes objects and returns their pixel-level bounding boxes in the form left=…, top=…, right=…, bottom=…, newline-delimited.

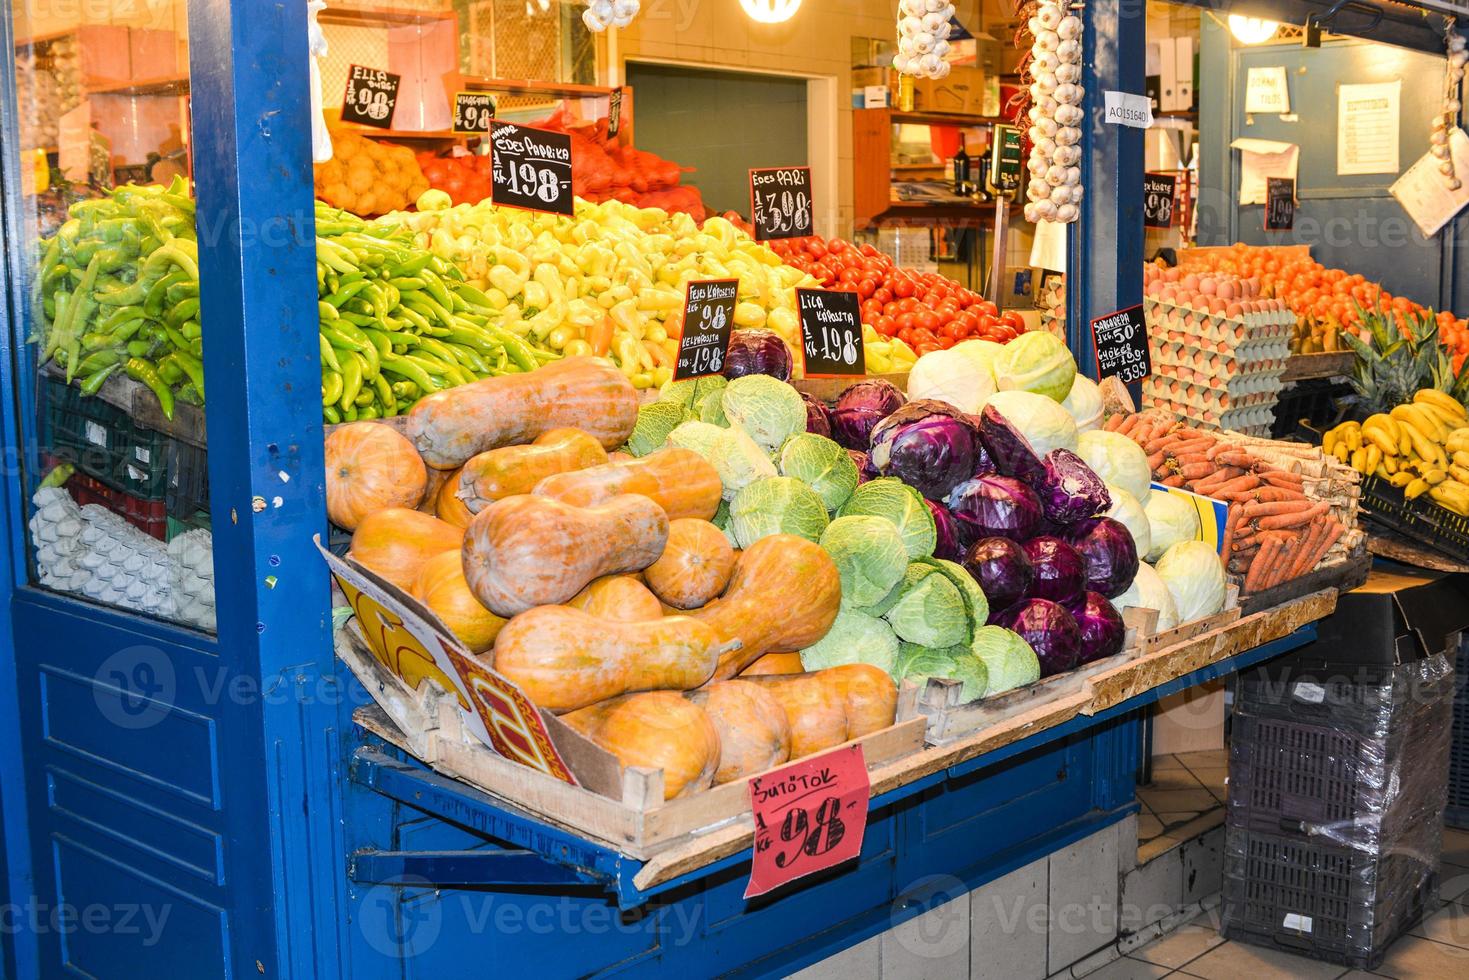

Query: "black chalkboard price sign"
left=1265, top=177, right=1295, bottom=231
left=1143, top=173, right=1176, bottom=228
left=452, top=92, right=495, bottom=134
left=674, top=279, right=739, bottom=380
left=1090, top=304, right=1150, bottom=384
left=797, top=288, right=865, bottom=378
left=490, top=122, right=574, bottom=216
left=341, top=65, right=400, bottom=129
left=749, top=167, right=814, bottom=241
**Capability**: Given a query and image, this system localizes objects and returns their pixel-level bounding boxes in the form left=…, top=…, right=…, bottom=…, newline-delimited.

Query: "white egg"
left=1055, top=126, right=1080, bottom=147
left=1057, top=38, right=1082, bottom=61
left=1056, top=63, right=1081, bottom=84
left=1058, top=15, right=1082, bottom=39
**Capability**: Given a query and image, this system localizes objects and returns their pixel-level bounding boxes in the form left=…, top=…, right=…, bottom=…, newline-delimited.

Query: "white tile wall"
left=1048, top=823, right=1122, bottom=968
left=882, top=892, right=972, bottom=980
left=971, top=859, right=1050, bottom=980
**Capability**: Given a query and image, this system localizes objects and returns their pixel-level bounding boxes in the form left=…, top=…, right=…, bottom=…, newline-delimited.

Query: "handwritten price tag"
left=674, top=278, right=738, bottom=380
left=749, top=166, right=814, bottom=241
left=1090, top=303, right=1150, bottom=384
left=745, top=744, right=869, bottom=899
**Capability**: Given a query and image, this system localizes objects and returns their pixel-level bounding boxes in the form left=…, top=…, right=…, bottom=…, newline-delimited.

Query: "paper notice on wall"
left=1230, top=138, right=1299, bottom=206
left=1337, top=80, right=1400, bottom=176
left=1030, top=219, right=1067, bottom=273
left=1390, top=128, right=1469, bottom=238
left=1244, top=67, right=1290, bottom=114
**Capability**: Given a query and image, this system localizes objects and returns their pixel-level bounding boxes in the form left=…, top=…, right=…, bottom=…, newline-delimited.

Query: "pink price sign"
left=744, top=744, right=869, bottom=899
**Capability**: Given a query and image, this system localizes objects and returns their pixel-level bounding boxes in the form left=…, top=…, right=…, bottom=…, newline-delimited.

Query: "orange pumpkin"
left=691, top=535, right=841, bottom=680
left=349, top=508, right=464, bottom=592
left=643, top=519, right=736, bottom=610
left=744, top=665, right=897, bottom=758
left=325, top=422, right=428, bottom=529
left=740, top=653, right=805, bottom=676
left=563, top=692, right=719, bottom=800
left=409, top=551, right=506, bottom=652
left=463, top=493, right=668, bottom=617
left=492, top=605, right=723, bottom=712
left=434, top=468, right=475, bottom=528
left=458, top=428, right=607, bottom=514
left=420, top=465, right=455, bottom=517
left=689, top=680, right=791, bottom=784
left=533, top=448, right=722, bottom=521
left=567, top=575, right=664, bottom=622
left=407, top=356, right=638, bottom=469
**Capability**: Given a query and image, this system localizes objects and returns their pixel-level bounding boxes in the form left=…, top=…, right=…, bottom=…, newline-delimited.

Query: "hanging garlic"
left=1436, top=24, right=1466, bottom=190
left=1022, top=1, right=1085, bottom=224
left=894, top=0, right=957, bottom=80
left=582, top=0, right=639, bottom=32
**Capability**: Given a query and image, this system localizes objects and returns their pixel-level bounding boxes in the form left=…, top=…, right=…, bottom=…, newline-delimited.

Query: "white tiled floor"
left=1086, top=827, right=1469, bottom=980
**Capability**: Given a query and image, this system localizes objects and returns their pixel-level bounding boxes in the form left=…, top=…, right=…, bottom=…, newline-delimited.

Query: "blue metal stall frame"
left=0, top=1, right=1324, bottom=977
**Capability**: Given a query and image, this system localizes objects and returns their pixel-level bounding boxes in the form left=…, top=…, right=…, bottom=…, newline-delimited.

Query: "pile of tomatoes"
left=415, top=152, right=494, bottom=207
left=768, top=236, right=1024, bottom=356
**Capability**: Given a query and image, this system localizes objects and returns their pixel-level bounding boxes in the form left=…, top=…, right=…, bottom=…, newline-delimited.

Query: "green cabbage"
left=659, top=374, right=727, bottom=409
left=894, top=642, right=989, bottom=702
left=984, top=390, right=1079, bottom=457
left=779, top=433, right=859, bottom=511
left=799, top=607, right=900, bottom=674
left=729, top=476, right=830, bottom=547
left=627, top=401, right=689, bottom=457
left=712, top=498, right=739, bottom=548
left=1144, top=489, right=1202, bottom=562
left=1155, top=540, right=1227, bottom=622
left=883, top=562, right=970, bottom=648
left=668, top=420, right=777, bottom=500
left=696, top=386, right=729, bottom=425
left=820, top=515, right=909, bottom=608
left=721, top=374, right=806, bottom=451
left=1077, top=430, right=1152, bottom=502
left=970, top=625, right=1041, bottom=696
left=837, top=477, right=937, bottom=559
left=907, top=345, right=998, bottom=414
left=1103, top=484, right=1152, bottom=560
left=993, top=330, right=1078, bottom=403
left=932, top=558, right=990, bottom=627
left=1063, top=375, right=1104, bottom=431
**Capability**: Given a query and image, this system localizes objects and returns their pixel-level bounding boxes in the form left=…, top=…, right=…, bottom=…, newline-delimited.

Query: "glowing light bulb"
left=1228, top=15, right=1279, bottom=45
left=740, top=0, right=801, bottom=23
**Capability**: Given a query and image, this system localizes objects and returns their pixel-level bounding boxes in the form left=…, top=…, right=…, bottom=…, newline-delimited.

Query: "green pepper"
left=166, top=296, right=200, bottom=327
left=39, top=462, right=74, bottom=490
left=126, top=339, right=154, bottom=358
left=390, top=380, right=419, bottom=399
left=357, top=404, right=381, bottom=420
left=454, top=283, right=496, bottom=309
left=78, top=363, right=121, bottom=396
left=322, top=405, right=342, bottom=425
left=443, top=342, right=490, bottom=376
left=388, top=253, right=432, bottom=277
left=353, top=387, right=375, bottom=408
left=338, top=352, right=364, bottom=412
left=318, top=300, right=340, bottom=322
left=125, top=357, right=175, bottom=420
left=75, top=349, right=123, bottom=376
left=180, top=320, right=202, bottom=341
left=166, top=351, right=205, bottom=398
left=360, top=328, right=393, bottom=359
left=343, top=405, right=359, bottom=422
left=371, top=371, right=395, bottom=409
left=320, top=334, right=342, bottom=373
left=157, top=357, right=186, bottom=385
left=321, top=324, right=366, bottom=352
left=162, top=323, right=190, bottom=351
left=393, top=303, right=431, bottom=334
left=389, top=276, right=426, bottom=292
left=322, top=369, right=344, bottom=406
left=176, top=383, right=202, bottom=407
left=380, top=354, right=439, bottom=394
left=143, top=269, right=190, bottom=317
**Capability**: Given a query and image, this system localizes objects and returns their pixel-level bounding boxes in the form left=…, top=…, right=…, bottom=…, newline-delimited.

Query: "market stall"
left=0, top=1, right=1428, bottom=979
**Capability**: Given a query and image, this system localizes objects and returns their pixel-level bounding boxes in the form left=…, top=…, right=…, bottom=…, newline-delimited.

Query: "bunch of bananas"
left=1324, top=389, right=1469, bottom=515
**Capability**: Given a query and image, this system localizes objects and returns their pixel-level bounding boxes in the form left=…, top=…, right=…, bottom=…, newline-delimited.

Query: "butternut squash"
left=534, top=448, right=721, bottom=521
left=744, top=665, right=897, bottom=759
left=740, top=653, right=806, bottom=676
left=567, top=575, right=663, bottom=622
left=463, top=494, right=668, bottom=616
left=457, top=428, right=608, bottom=514
left=563, top=692, right=719, bottom=800
left=325, top=422, right=428, bottom=529
left=407, top=356, right=638, bottom=469
left=688, top=680, right=791, bottom=784
left=409, top=551, right=506, bottom=653
left=434, top=468, right=475, bottom=528
left=492, top=605, right=724, bottom=712
left=692, top=535, right=841, bottom=680
left=643, top=519, right=736, bottom=609
left=349, top=508, right=464, bottom=592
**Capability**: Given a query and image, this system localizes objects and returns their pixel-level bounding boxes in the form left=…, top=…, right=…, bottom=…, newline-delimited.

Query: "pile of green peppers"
left=314, top=203, right=555, bottom=423
left=34, top=176, right=202, bottom=420
left=34, top=184, right=558, bottom=425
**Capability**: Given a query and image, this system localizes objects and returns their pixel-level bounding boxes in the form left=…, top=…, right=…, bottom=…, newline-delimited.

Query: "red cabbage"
left=978, top=404, right=1045, bottom=483
left=997, top=599, right=1082, bottom=676
left=869, top=400, right=981, bottom=499
left=1037, top=449, right=1111, bottom=525
left=946, top=474, right=1043, bottom=543
left=830, top=380, right=906, bottom=450
left=723, top=328, right=793, bottom=382
left=848, top=449, right=875, bottom=485
left=1060, top=517, right=1139, bottom=600
left=1021, top=536, right=1087, bottom=604
left=973, top=442, right=996, bottom=476
left=802, top=392, right=832, bottom=437
left=926, top=498, right=963, bottom=561
left=962, top=536, right=1034, bottom=613
left=1067, top=591, right=1126, bottom=663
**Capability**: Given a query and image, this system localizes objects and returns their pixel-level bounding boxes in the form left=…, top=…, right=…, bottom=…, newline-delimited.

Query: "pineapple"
left=1344, top=302, right=1469, bottom=414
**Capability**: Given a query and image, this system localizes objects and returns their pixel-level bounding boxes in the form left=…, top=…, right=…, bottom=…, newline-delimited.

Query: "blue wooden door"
left=0, top=3, right=339, bottom=977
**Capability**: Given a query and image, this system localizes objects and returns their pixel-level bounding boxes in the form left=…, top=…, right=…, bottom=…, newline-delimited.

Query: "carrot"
left=1206, top=441, right=1238, bottom=460
left=1263, top=533, right=1303, bottom=590
left=1147, top=450, right=1167, bottom=470
left=1213, top=474, right=1262, bottom=497
left=1251, top=486, right=1306, bottom=504
left=1261, top=470, right=1305, bottom=488
left=1257, top=501, right=1329, bottom=530
left=1160, top=474, right=1187, bottom=487
left=1215, top=451, right=1259, bottom=468
left=1244, top=535, right=1283, bottom=592
left=1108, top=414, right=1130, bottom=433
left=1298, top=519, right=1344, bottom=577
left=1169, top=438, right=1216, bottom=456
left=1221, top=506, right=1241, bottom=557
left=1288, top=519, right=1329, bottom=580
left=1176, top=462, right=1212, bottom=480
left=1240, top=499, right=1313, bottom=521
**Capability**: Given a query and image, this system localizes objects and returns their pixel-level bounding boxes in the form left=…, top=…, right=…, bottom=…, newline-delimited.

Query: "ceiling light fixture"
left=1228, top=14, right=1281, bottom=45
left=740, top=0, right=802, bottom=24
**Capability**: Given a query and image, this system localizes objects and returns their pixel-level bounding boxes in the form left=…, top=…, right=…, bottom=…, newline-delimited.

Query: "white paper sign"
left=1391, top=128, right=1469, bottom=237
left=1029, top=219, right=1067, bottom=272
left=1337, top=80, right=1400, bottom=176
left=1103, top=90, right=1153, bottom=129
left=1245, top=67, right=1290, bottom=114
left=1230, top=138, right=1300, bottom=206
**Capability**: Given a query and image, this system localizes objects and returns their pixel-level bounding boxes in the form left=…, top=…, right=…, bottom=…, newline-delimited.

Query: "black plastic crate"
left=1221, top=826, right=1437, bottom=971
left=1448, top=636, right=1469, bottom=829
left=1358, top=473, right=1469, bottom=565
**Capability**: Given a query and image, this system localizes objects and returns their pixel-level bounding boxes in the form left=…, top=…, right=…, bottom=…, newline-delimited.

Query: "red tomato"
left=912, top=328, right=938, bottom=346
left=992, top=326, right=1019, bottom=342
left=1000, top=311, right=1026, bottom=332
left=940, top=321, right=965, bottom=340
left=894, top=278, right=916, bottom=299
left=807, top=240, right=827, bottom=259
left=897, top=297, right=919, bottom=313
left=873, top=287, right=893, bottom=305
left=895, top=313, right=917, bottom=331
left=955, top=311, right=979, bottom=332
left=862, top=299, right=883, bottom=318
left=977, top=314, right=1000, bottom=332
left=859, top=243, right=880, bottom=257
left=916, top=342, right=941, bottom=356
left=937, top=335, right=957, bottom=349
left=839, top=267, right=862, bottom=284
left=874, top=315, right=897, bottom=336
left=976, top=300, right=999, bottom=318
left=828, top=237, right=848, bottom=253
left=858, top=278, right=877, bottom=298
left=916, top=311, right=940, bottom=331
left=897, top=327, right=916, bottom=346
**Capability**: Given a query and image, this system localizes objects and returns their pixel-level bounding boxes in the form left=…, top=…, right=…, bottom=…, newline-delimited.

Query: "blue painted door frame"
left=0, top=2, right=339, bottom=977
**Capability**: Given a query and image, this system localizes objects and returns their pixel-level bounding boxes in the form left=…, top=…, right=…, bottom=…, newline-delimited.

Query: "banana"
left=1350, top=447, right=1367, bottom=472
left=1344, top=424, right=1363, bottom=452
left=1391, top=471, right=1416, bottom=487
left=1365, top=414, right=1402, bottom=442
left=1333, top=441, right=1351, bottom=463
left=1323, top=427, right=1339, bottom=457
left=1419, top=402, right=1463, bottom=431
left=1362, top=422, right=1400, bottom=456
left=1401, top=429, right=1415, bottom=456
left=1392, top=404, right=1447, bottom=444
left=1384, top=456, right=1400, bottom=475
left=1430, top=485, right=1469, bottom=516
left=1375, top=462, right=1392, bottom=480
left=1449, top=464, right=1469, bottom=485
left=1424, top=468, right=1448, bottom=486
left=1406, top=477, right=1431, bottom=499
left=1414, top=388, right=1467, bottom=419
left=1448, top=428, right=1469, bottom=454
left=1403, top=423, right=1448, bottom=468
left=1364, top=445, right=1382, bottom=475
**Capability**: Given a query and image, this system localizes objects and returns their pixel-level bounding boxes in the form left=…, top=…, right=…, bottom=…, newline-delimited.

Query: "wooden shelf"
left=887, top=109, right=1010, bottom=128
left=1280, top=351, right=1355, bottom=382
left=460, top=77, right=620, bottom=100
left=85, top=74, right=190, bottom=97
left=318, top=4, right=456, bottom=27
